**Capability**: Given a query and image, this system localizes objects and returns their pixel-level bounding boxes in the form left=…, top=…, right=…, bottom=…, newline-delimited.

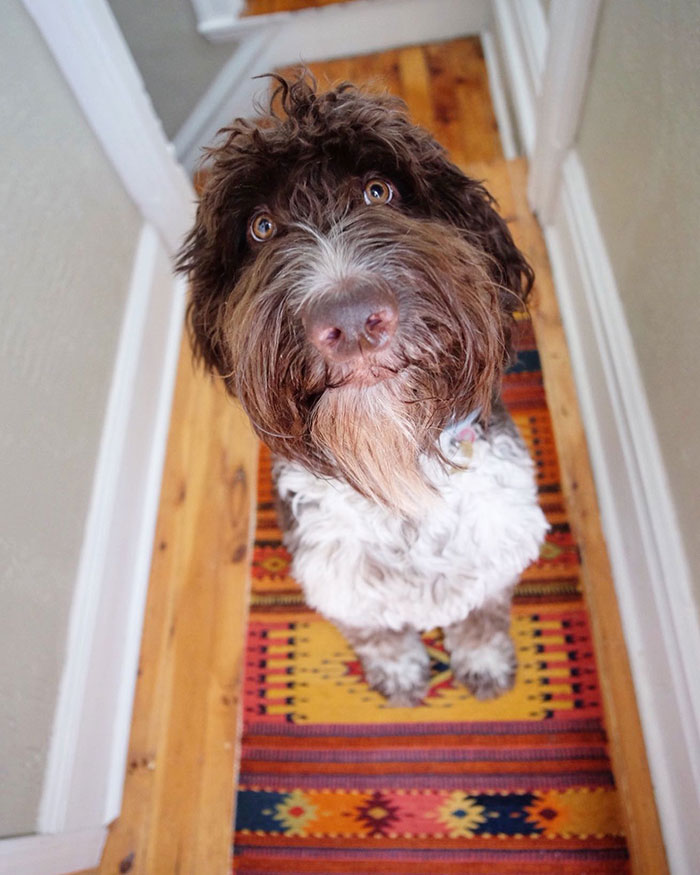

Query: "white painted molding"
left=544, top=152, right=700, bottom=875
left=38, top=224, right=185, bottom=838
left=218, top=0, right=488, bottom=52
left=511, top=0, right=547, bottom=94
left=527, top=0, right=601, bottom=222
left=199, top=9, right=294, bottom=41
left=490, top=0, right=547, bottom=155
left=175, top=0, right=489, bottom=171
left=23, top=0, right=195, bottom=253
left=481, top=30, right=518, bottom=161
left=0, top=827, right=107, bottom=875
left=173, top=30, right=275, bottom=170
left=197, top=0, right=487, bottom=42
left=190, top=0, right=245, bottom=38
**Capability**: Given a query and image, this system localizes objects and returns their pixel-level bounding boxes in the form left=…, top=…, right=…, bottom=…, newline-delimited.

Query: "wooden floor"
left=244, top=0, right=349, bottom=17
left=92, top=37, right=667, bottom=875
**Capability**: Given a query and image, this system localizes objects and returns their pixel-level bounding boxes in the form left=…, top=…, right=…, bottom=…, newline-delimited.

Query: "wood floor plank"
left=244, top=0, right=348, bottom=16
left=454, top=38, right=502, bottom=164
left=397, top=45, right=433, bottom=130
left=97, top=343, right=257, bottom=874
left=348, top=48, right=401, bottom=97
left=424, top=39, right=502, bottom=167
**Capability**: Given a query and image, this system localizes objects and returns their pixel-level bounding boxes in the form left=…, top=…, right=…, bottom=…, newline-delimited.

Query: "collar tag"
left=444, top=408, right=482, bottom=460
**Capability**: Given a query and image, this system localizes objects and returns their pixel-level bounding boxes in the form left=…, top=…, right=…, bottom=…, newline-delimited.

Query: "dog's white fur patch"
left=276, top=425, right=548, bottom=631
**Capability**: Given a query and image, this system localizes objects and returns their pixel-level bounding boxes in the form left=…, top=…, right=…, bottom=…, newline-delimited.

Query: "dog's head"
left=177, top=75, right=533, bottom=513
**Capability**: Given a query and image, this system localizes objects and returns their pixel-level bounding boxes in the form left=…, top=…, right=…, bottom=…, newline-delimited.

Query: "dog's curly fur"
left=178, top=76, right=533, bottom=505
left=177, top=75, right=547, bottom=705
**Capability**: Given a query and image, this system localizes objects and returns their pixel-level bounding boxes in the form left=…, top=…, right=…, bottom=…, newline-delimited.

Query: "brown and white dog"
left=178, top=76, right=548, bottom=706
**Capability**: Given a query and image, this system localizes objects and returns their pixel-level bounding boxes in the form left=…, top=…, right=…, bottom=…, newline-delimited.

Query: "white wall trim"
left=175, top=0, right=489, bottom=171
left=545, top=152, right=700, bottom=875
left=36, top=224, right=185, bottom=844
left=23, top=0, right=195, bottom=253
left=173, top=29, right=274, bottom=170
left=490, top=0, right=547, bottom=155
left=0, top=827, right=107, bottom=875
left=511, top=0, right=547, bottom=93
left=189, top=0, right=245, bottom=38
left=527, top=0, right=601, bottom=222
left=480, top=29, right=518, bottom=161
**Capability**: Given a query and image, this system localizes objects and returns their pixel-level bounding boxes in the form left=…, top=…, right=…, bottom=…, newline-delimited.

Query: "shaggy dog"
left=178, top=76, right=548, bottom=706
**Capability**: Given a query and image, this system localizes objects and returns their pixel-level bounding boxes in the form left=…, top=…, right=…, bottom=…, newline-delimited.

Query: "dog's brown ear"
left=176, top=259, right=222, bottom=376
left=175, top=167, right=247, bottom=379
left=405, top=134, right=534, bottom=318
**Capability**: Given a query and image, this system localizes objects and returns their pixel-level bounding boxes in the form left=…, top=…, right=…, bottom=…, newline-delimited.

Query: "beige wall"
left=0, top=2, right=141, bottom=837
left=577, top=0, right=700, bottom=595
left=107, top=0, right=237, bottom=139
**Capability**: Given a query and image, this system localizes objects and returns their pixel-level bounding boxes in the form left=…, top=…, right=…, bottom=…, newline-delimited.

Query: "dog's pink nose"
left=304, top=282, right=398, bottom=364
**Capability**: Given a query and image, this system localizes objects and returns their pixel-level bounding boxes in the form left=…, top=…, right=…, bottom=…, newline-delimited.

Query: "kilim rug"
left=233, top=315, right=629, bottom=873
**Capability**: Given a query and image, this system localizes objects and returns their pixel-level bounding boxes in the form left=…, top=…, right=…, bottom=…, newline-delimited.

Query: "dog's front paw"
left=450, top=630, right=517, bottom=701
left=363, top=650, right=431, bottom=707
left=341, top=625, right=431, bottom=706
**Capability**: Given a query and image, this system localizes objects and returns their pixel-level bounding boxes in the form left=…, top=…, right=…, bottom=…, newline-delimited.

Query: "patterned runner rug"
left=233, top=315, right=629, bottom=873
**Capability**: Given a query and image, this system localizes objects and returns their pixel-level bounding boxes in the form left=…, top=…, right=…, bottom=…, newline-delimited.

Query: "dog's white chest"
left=275, top=429, right=548, bottom=632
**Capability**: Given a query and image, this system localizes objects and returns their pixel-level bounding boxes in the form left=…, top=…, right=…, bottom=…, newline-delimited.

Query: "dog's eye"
left=250, top=213, right=276, bottom=242
left=363, top=179, right=393, bottom=206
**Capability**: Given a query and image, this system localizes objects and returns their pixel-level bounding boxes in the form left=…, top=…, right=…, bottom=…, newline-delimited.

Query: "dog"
left=177, top=75, right=548, bottom=706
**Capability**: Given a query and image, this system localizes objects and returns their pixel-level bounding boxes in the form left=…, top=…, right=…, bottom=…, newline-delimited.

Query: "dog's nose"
left=304, top=281, right=398, bottom=363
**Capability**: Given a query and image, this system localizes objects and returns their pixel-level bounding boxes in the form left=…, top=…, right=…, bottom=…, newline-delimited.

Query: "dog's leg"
left=339, top=625, right=430, bottom=706
left=444, top=590, right=516, bottom=700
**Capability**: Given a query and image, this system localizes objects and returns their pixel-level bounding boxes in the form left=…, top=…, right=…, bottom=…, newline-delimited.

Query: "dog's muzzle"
left=303, top=279, right=398, bottom=365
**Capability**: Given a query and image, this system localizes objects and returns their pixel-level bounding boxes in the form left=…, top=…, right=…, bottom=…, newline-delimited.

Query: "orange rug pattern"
left=233, top=318, right=629, bottom=873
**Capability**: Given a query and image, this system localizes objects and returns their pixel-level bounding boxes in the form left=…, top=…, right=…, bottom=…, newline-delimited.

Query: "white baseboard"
left=545, top=152, right=700, bottom=875
left=37, top=223, right=185, bottom=844
left=0, top=827, right=106, bottom=875
left=175, top=0, right=489, bottom=172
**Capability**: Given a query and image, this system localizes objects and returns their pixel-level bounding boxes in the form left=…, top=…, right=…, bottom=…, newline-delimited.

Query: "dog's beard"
left=310, top=377, right=438, bottom=516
